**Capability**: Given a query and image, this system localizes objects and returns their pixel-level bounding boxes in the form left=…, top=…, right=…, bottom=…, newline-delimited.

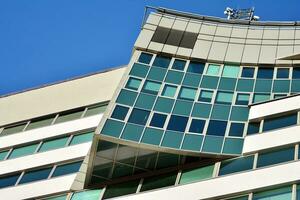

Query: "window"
left=253, top=93, right=270, bottom=103
left=198, top=90, right=213, bottom=103
left=247, top=122, right=260, bottom=135
left=142, top=80, right=161, bottom=95
left=128, top=108, right=150, bottom=125
left=293, top=67, right=300, bottom=79
left=178, top=87, right=197, bottom=101
left=0, top=173, right=21, bottom=189
left=0, top=151, right=8, bottom=161
left=1, top=123, right=27, bottom=136
left=138, top=52, right=153, bottom=64
left=70, top=132, right=93, bottom=145
left=152, top=55, right=171, bottom=68
left=274, top=94, right=287, bottom=99
left=71, top=190, right=102, bottom=200
left=229, top=123, right=245, bottom=137
left=150, top=113, right=167, bottom=128
left=84, top=104, right=108, bottom=117
left=111, top=105, right=129, bottom=120
left=263, top=113, right=297, bottom=132
left=39, top=137, right=69, bottom=152
left=55, top=109, right=84, bottom=124
left=187, top=61, right=204, bottom=74
left=222, top=65, right=240, bottom=78
left=140, top=173, right=177, bottom=192
left=179, top=165, right=214, bottom=184
left=161, top=84, right=177, bottom=97
left=125, top=77, right=142, bottom=90
left=235, top=93, right=250, bottom=105
left=51, top=161, right=82, bottom=177
left=277, top=68, right=289, bottom=78
left=8, top=143, right=39, bottom=159
left=189, top=119, right=205, bottom=134
left=215, top=91, right=233, bottom=105
left=206, top=64, right=221, bottom=76
left=19, top=167, right=52, bottom=184
left=241, top=67, right=255, bottom=78
left=257, top=68, right=274, bottom=79
left=257, top=147, right=294, bottom=168
left=219, top=156, right=254, bottom=176
left=206, top=120, right=227, bottom=136
left=172, top=59, right=186, bottom=71
left=103, top=180, right=139, bottom=199
left=167, top=115, right=188, bottom=132
left=253, top=186, right=292, bottom=200
left=27, top=116, right=55, bottom=130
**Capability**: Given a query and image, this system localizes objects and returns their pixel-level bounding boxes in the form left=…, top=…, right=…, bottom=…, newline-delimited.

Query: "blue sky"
left=1, top=0, right=300, bottom=96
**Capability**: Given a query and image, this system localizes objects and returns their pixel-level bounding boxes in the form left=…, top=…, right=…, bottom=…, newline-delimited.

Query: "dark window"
left=276, top=68, right=289, bottom=79
left=219, top=156, right=254, bottom=176
left=292, top=68, right=300, bottom=79
left=166, top=29, right=184, bottom=46
left=128, top=108, right=150, bottom=125
left=247, top=122, right=260, bottom=135
left=151, top=27, right=170, bottom=43
left=167, top=115, right=188, bottom=132
left=140, top=173, right=177, bottom=192
left=206, top=120, right=227, bottom=136
left=235, top=93, right=250, bottom=105
left=111, top=105, right=129, bottom=120
left=152, top=55, right=171, bottom=68
left=241, top=67, right=255, bottom=78
left=263, top=113, right=297, bottom=132
left=257, top=68, right=274, bottom=79
left=189, top=119, right=205, bottom=134
left=257, top=147, right=295, bottom=168
left=19, top=167, right=52, bottom=184
left=150, top=113, right=167, bottom=128
left=180, top=32, right=198, bottom=49
left=187, top=61, right=205, bottom=74
left=0, top=174, right=20, bottom=189
left=172, top=59, right=186, bottom=71
left=138, top=53, right=153, bottom=64
left=52, top=161, right=82, bottom=177
left=229, top=123, right=245, bottom=137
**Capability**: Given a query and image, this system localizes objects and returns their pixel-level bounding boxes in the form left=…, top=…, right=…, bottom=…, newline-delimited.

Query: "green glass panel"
left=0, top=151, right=8, bottom=161
left=178, top=87, right=197, bottom=101
left=211, top=105, right=231, bottom=120
left=1, top=123, right=27, bottom=136
left=129, top=63, right=149, bottom=78
left=200, top=76, right=219, bottom=89
left=44, top=194, right=68, bottom=200
left=141, top=128, right=164, bottom=145
left=71, top=190, right=102, bottom=200
left=181, top=134, right=203, bottom=151
left=116, top=89, right=138, bottom=106
left=55, top=110, right=84, bottom=124
left=273, top=80, right=290, bottom=93
left=253, top=94, right=270, bottom=103
left=192, top=103, right=212, bottom=118
left=147, top=67, right=167, bottom=81
left=230, top=106, right=249, bottom=121
left=218, top=78, right=237, bottom=91
left=165, top=70, right=184, bottom=84
left=236, top=79, right=254, bottom=92
left=222, top=138, right=244, bottom=155
left=291, top=80, right=300, bottom=92
left=84, top=104, right=108, bottom=117
left=135, top=93, right=156, bottom=110
left=101, top=119, right=124, bottom=137
left=154, top=97, right=174, bottom=113
left=172, top=100, right=193, bottom=116
left=39, top=137, right=69, bottom=152
left=103, top=180, right=139, bottom=199
left=9, top=143, right=39, bottom=159
left=140, top=173, right=177, bottom=192
left=182, top=73, right=201, bottom=87
left=70, top=132, right=93, bottom=145
left=121, top=124, right=144, bottom=142
left=161, top=131, right=183, bottom=148
left=253, top=186, right=292, bottom=200
left=111, top=163, right=134, bottom=178
left=125, top=77, right=142, bottom=90
left=142, top=80, right=161, bottom=95
left=254, top=79, right=273, bottom=92
left=222, top=65, right=240, bottom=78
left=179, top=165, right=214, bottom=184
left=202, top=136, right=223, bottom=153
left=162, top=84, right=177, bottom=97
left=206, top=64, right=221, bottom=76
left=27, top=116, right=55, bottom=130
left=215, top=91, right=233, bottom=104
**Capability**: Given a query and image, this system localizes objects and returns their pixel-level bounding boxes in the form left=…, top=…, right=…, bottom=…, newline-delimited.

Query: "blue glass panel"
left=206, top=120, right=227, bottom=136
left=187, top=61, right=204, bottom=74
left=293, top=68, right=300, bottom=79
left=257, top=68, right=274, bottom=79
left=219, top=156, right=254, bottom=176
left=52, top=161, right=83, bottom=177
left=189, top=119, right=205, bottom=134
left=263, top=113, right=297, bottom=132
left=19, top=167, right=52, bottom=184
left=116, top=89, right=137, bottom=106
left=138, top=52, right=153, bottom=64
left=172, top=59, right=186, bottom=71
left=152, top=55, right=171, bottom=68
left=111, top=105, right=129, bottom=120
left=257, top=147, right=295, bottom=168
left=247, top=122, right=260, bottom=135
left=241, top=67, right=255, bottom=78
left=150, top=113, right=167, bottom=128
left=229, top=123, right=245, bottom=137
left=128, top=108, right=150, bottom=125
left=0, top=174, right=20, bottom=189
left=277, top=68, right=289, bottom=78
left=167, top=115, right=188, bottom=132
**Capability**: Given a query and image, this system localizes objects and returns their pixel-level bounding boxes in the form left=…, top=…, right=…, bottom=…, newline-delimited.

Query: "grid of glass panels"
left=100, top=51, right=300, bottom=156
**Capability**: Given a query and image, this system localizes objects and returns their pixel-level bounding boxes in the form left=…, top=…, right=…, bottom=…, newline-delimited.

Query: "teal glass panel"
left=172, top=59, right=186, bottom=71
left=222, top=65, right=240, bottom=78
left=222, top=138, right=244, bottom=155
left=135, top=93, right=156, bottom=110
left=70, top=132, right=93, bottom=145
left=263, top=113, right=297, bottom=132
left=230, top=106, right=249, bottom=121
left=236, top=79, right=254, bottom=92
left=101, top=119, right=124, bottom=137
left=192, top=103, right=212, bottom=118
left=291, top=80, right=300, bottom=92
left=211, top=105, right=231, bottom=120
left=45, top=194, right=67, bottom=200
left=181, top=134, right=203, bottom=151
left=154, top=97, right=174, bottom=113
left=253, top=93, right=270, bottom=103
left=253, top=186, right=292, bottom=200
left=218, top=78, right=237, bottom=91
left=172, top=100, right=193, bottom=116
left=129, top=63, right=149, bottom=78
left=111, top=105, right=129, bottom=120
left=103, top=180, right=139, bottom=199
left=138, top=52, right=153, bottom=64
left=198, top=90, right=213, bottom=103
left=228, top=196, right=249, bottom=200
left=165, top=70, right=184, bottom=84
left=0, top=173, right=21, bottom=189
left=297, top=184, right=300, bottom=200
left=19, top=167, right=52, bottom=184
left=116, top=89, right=138, bottom=106
left=55, top=109, right=84, bottom=124
left=84, top=104, right=108, bottom=117
left=182, top=73, right=201, bottom=87
left=142, top=80, right=161, bottom=95
left=128, top=108, right=150, bottom=125
left=147, top=67, right=167, bottom=81
left=1, top=123, right=27, bottom=136
left=219, top=155, right=254, bottom=176
left=152, top=55, right=171, bottom=68
left=274, top=94, right=287, bottom=99
left=189, top=119, right=205, bottom=133
left=0, top=151, right=8, bottom=161
left=121, top=124, right=144, bottom=141
left=277, top=68, right=289, bottom=78
left=236, top=93, right=250, bottom=105
left=125, top=77, right=142, bottom=90
left=39, top=137, right=69, bottom=152
left=71, top=190, right=102, bottom=200
left=141, top=128, right=164, bottom=145
left=140, top=173, right=177, bottom=192
left=215, top=91, right=233, bottom=105
left=179, top=165, right=214, bottom=184
left=273, top=80, right=290, bottom=93
left=206, top=64, right=221, bottom=76
left=254, top=79, right=273, bottom=92
left=9, top=143, right=39, bottom=159
left=161, top=131, right=183, bottom=148
left=161, top=84, right=177, bottom=97
left=178, top=87, right=197, bottom=101
left=52, top=161, right=82, bottom=177
left=202, top=136, right=223, bottom=153
left=257, top=147, right=295, bottom=168
left=26, top=116, right=55, bottom=130
left=200, top=76, right=219, bottom=89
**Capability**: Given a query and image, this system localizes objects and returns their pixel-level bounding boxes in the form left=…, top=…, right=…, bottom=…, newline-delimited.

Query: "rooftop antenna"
left=224, top=7, right=260, bottom=21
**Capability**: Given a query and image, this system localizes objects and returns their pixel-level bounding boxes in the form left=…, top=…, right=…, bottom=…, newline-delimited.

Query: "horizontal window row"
left=0, top=132, right=93, bottom=161
left=0, top=103, right=107, bottom=137
left=0, top=160, right=82, bottom=189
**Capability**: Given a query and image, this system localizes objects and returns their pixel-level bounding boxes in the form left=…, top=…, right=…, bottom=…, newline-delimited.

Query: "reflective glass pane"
left=111, top=105, right=129, bottom=120
left=179, top=165, right=214, bottom=184
left=235, top=93, right=250, bottom=105
left=178, top=87, right=197, bottom=101
left=229, top=123, right=245, bottom=137
left=52, top=161, right=82, bottom=177
left=1, top=123, right=27, bottom=136
left=161, top=84, right=177, bottom=97
left=0, top=151, right=8, bottom=161
left=9, top=143, right=39, bottom=159
left=19, top=167, right=52, bottom=184
left=206, top=64, right=221, bottom=76
left=71, top=190, right=102, bottom=200
left=187, top=61, right=204, bottom=74
left=247, top=122, right=260, bottom=135
left=215, top=91, right=233, bottom=105
left=172, top=59, right=186, bottom=71
left=0, top=174, right=20, bottom=189
left=222, top=65, right=240, bottom=78
left=206, top=120, right=227, bottom=136
left=167, top=115, right=188, bottom=132
left=257, top=147, right=295, bottom=168
left=253, top=186, right=292, bottom=200
left=198, top=90, right=213, bottom=102
left=44, top=194, right=68, bottom=200
left=55, top=109, right=84, bottom=124
left=128, top=108, right=150, bottom=125
left=140, top=173, right=177, bottom=192
left=150, top=113, right=167, bottom=128
left=152, top=55, right=171, bottom=68
left=263, top=113, right=297, bottom=132
left=27, top=116, right=55, bottom=130
left=39, top=137, right=69, bottom=152
left=241, top=67, right=255, bottom=78
left=219, top=156, right=254, bottom=176
left=84, top=104, right=108, bottom=117
left=142, top=80, right=161, bottom=95
left=293, top=68, right=300, bottom=79
left=277, top=68, right=289, bottom=78
left=257, top=68, right=274, bottom=79
left=189, top=119, right=205, bottom=134
left=70, top=132, right=93, bottom=145
left=103, top=180, right=139, bottom=199
left=125, top=77, right=142, bottom=90
left=138, top=52, right=153, bottom=64
left=253, top=93, right=270, bottom=103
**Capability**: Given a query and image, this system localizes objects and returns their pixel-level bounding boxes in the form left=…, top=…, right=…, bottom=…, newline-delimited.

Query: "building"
left=1, top=6, right=300, bottom=200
